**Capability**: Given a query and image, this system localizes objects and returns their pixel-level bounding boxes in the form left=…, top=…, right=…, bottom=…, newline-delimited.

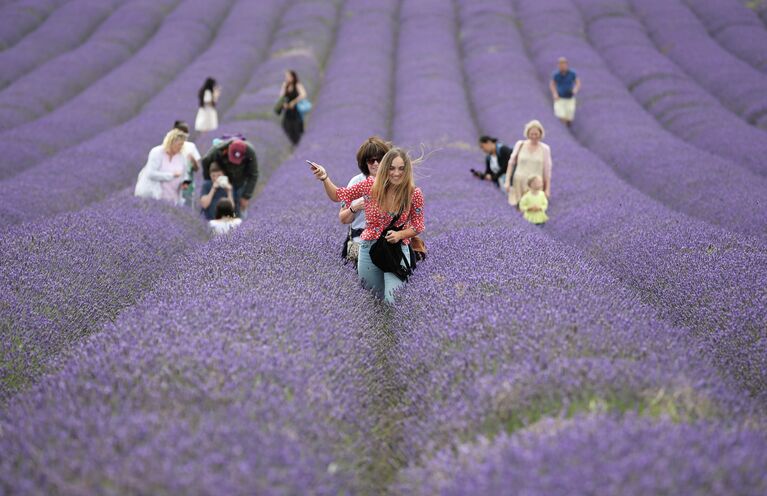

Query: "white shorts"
left=554, top=97, right=576, bottom=121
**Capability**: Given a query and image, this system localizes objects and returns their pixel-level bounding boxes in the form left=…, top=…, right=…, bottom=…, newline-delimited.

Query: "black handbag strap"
left=381, top=211, right=402, bottom=236
left=387, top=211, right=413, bottom=272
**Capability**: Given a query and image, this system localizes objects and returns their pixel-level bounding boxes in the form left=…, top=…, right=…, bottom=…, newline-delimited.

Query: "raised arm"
left=309, top=162, right=340, bottom=201
left=199, top=182, right=218, bottom=209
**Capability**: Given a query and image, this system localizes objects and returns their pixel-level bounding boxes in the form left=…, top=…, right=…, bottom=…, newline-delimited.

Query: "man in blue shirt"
left=549, top=57, right=581, bottom=127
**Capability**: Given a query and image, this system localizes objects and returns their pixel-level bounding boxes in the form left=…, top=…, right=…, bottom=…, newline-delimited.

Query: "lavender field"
left=1, top=0, right=766, bottom=494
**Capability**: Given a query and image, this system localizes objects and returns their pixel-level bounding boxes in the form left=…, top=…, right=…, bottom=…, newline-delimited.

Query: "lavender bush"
left=0, top=0, right=68, bottom=51
left=682, top=0, right=767, bottom=74
left=574, top=0, right=767, bottom=177
left=0, top=0, right=285, bottom=224
left=0, top=194, right=207, bottom=402
left=629, top=0, right=767, bottom=129
left=0, top=0, right=343, bottom=403
left=1, top=0, right=766, bottom=493
left=383, top=4, right=761, bottom=489
left=510, top=0, right=767, bottom=238
left=399, top=415, right=767, bottom=495
left=0, top=0, right=122, bottom=89
left=0, top=0, right=235, bottom=177
left=1, top=0, right=403, bottom=493
left=743, top=0, right=767, bottom=25
left=459, top=0, right=767, bottom=400
left=0, top=0, right=180, bottom=136
left=225, top=1, right=338, bottom=125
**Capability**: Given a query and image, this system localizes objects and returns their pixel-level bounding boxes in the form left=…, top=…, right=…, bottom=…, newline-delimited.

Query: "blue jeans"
left=358, top=240, right=411, bottom=304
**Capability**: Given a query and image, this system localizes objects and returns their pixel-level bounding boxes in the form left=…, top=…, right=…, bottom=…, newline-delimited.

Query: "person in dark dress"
left=278, top=70, right=307, bottom=146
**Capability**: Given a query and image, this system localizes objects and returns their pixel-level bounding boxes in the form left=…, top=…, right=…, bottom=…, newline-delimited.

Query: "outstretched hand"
left=309, top=162, right=327, bottom=180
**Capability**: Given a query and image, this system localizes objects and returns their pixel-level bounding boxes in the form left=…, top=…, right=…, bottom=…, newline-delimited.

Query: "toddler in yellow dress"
left=518, top=175, right=549, bottom=226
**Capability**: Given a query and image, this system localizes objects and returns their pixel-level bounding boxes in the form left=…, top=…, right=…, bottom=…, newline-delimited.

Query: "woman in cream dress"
left=504, top=120, right=552, bottom=207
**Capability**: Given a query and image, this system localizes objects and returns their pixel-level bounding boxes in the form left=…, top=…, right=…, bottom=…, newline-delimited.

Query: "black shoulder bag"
left=369, top=212, right=412, bottom=282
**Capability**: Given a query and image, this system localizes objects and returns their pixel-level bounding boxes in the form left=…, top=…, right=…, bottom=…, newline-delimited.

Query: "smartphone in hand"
left=305, top=160, right=319, bottom=171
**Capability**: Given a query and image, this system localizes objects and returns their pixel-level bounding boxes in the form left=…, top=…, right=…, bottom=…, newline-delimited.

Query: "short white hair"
left=524, top=119, right=545, bottom=139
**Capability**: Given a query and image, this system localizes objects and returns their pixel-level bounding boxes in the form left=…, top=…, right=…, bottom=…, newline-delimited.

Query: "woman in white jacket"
left=134, top=128, right=188, bottom=204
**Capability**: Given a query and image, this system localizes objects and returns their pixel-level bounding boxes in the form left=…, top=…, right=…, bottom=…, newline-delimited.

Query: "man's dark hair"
left=356, top=136, right=392, bottom=175
left=174, top=120, right=190, bottom=133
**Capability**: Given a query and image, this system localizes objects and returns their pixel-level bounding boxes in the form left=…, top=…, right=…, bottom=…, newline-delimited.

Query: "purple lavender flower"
left=0, top=0, right=180, bottom=136
left=459, top=0, right=767, bottom=400
left=629, top=0, right=767, bottom=129
left=398, top=415, right=767, bottom=495
left=0, top=0, right=69, bottom=51
left=681, top=0, right=767, bottom=74
left=1, top=1, right=766, bottom=494
left=573, top=0, right=767, bottom=177
left=0, top=0, right=123, bottom=89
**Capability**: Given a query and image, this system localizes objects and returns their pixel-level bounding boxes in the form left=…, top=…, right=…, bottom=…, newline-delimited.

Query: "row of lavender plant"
left=743, top=0, right=767, bottom=25
left=511, top=0, right=767, bottom=238
left=0, top=0, right=281, bottom=225
left=0, top=0, right=122, bottom=89
left=222, top=0, right=337, bottom=126
left=399, top=415, right=767, bottom=495
left=460, top=0, right=767, bottom=401
left=573, top=0, right=767, bottom=177
left=0, top=0, right=407, bottom=492
left=0, top=0, right=340, bottom=405
left=0, top=0, right=235, bottom=179
left=0, top=0, right=69, bottom=51
left=629, top=0, right=767, bottom=129
left=0, top=0, right=181, bottom=135
left=0, top=194, right=207, bottom=403
left=208, top=0, right=339, bottom=153
left=682, top=0, right=767, bottom=74
left=385, top=0, right=767, bottom=492
left=186, top=0, right=338, bottom=196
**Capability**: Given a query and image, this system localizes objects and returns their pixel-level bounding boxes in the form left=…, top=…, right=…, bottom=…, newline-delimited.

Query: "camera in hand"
left=216, top=175, right=230, bottom=188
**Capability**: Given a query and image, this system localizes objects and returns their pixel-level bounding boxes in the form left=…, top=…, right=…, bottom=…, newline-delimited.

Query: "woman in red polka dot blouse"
left=309, top=147, right=425, bottom=303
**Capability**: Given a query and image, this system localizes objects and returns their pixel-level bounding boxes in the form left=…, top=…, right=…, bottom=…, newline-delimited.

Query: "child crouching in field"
left=519, top=175, right=548, bottom=226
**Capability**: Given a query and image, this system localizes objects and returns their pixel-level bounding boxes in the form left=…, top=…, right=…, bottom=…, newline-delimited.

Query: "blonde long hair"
left=162, top=128, right=188, bottom=154
left=371, top=147, right=418, bottom=214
